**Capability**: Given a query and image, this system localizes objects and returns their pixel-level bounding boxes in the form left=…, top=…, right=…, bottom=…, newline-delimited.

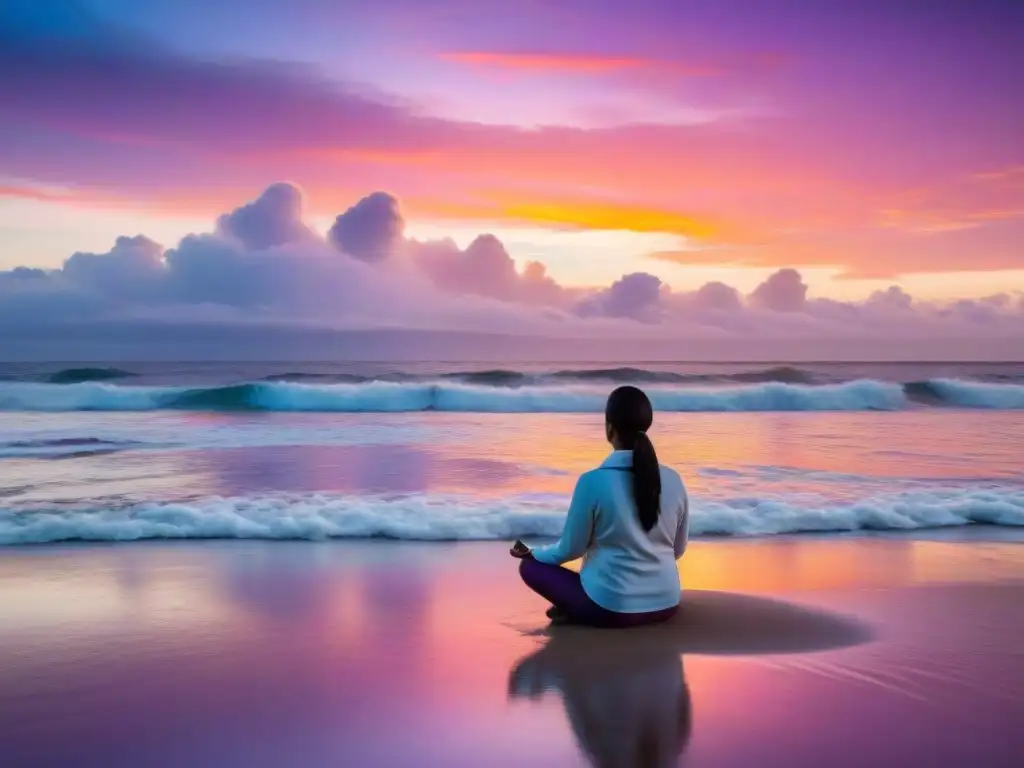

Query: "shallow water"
left=2, top=409, right=1023, bottom=543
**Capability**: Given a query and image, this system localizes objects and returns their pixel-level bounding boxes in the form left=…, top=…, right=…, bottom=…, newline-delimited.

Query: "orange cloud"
left=878, top=207, right=1024, bottom=234
left=438, top=51, right=721, bottom=76
left=972, top=165, right=1024, bottom=184
left=648, top=217, right=1024, bottom=279
left=0, top=183, right=80, bottom=204
left=288, top=147, right=448, bottom=167
left=263, top=121, right=846, bottom=230
left=875, top=167, right=1024, bottom=235
left=10, top=119, right=1019, bottom=282
left=493, top=197, right=726, bottom=240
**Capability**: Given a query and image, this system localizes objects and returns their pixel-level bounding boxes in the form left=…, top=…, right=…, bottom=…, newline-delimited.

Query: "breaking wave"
left=46, top=367, right=138, bottom=384
left=259, top=372, right=369, bottom=383
left=0, top=379, right=913, bottom=412
left=0, top=377, right=1022, bottom=412
left=905, top=378, right=1024, bottom=409
left=2, top=487, right=1022, bottom=545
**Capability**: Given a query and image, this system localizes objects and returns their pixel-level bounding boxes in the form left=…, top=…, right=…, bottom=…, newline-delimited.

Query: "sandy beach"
left=1, top=535, right=1022, bottom=767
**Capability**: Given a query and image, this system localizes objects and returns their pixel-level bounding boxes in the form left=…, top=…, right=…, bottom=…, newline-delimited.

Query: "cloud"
left=866, top=286, right=913, bottom=312
left=878, top=164, right=1024, bottom=235
left=0, top=183, right=80, bottom=204
left=3, top=267, right=47, bottom=280
left=650, top=162, right=1024, bottom=279
left=438, top=51, right=663, bottom=75
left=0, top=183, right=586, bottom=336
left=0, top=10, right=447, bottom=157
left=409, top=234, right=569, bottom=306
left=673, top=281, right=744, bottom=314
left=435, top=49, right=780, bottom=79
left=1, top=183, right=1023, bottom=361
left=748, top=269, right=808, bottom=312
left=322, top=194, right=570, bottom=304
left=497, top=198, right=724, bottom=240
left=328, top=192, right=405, bottom=262
left=216, top=182, right=315, bottom=250
left=576, top=272, right=664, bottom=322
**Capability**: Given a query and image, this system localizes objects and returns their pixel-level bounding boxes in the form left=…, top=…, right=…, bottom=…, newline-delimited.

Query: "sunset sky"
left=1, top=0, right=1022, bottom=356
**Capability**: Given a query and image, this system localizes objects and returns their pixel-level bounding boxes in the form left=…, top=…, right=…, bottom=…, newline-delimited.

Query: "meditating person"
left=510, top=385, right=690, bottom=628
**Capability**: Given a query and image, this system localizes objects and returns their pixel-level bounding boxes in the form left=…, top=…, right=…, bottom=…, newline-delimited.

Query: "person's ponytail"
left=631, top=431, right=662, bottom=532
left=605, top=385, right=662, bottom=532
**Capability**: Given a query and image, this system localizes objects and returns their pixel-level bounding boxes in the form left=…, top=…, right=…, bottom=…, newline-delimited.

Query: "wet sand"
left=1, top=536, right=1022, bottom=767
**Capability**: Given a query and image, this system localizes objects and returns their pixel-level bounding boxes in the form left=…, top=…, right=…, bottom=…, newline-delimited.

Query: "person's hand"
left=510, top=539, right=533, bottom=559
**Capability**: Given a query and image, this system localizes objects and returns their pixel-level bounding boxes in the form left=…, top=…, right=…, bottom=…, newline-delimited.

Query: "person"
left=511, top=385, right=689, bottom=628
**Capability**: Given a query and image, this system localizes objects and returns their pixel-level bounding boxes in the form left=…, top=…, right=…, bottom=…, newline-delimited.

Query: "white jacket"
left=531, top=450, right=689, bottom=613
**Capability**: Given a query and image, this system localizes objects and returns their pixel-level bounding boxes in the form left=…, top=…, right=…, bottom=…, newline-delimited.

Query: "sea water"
left=1, top=360, right=1023, bottom=545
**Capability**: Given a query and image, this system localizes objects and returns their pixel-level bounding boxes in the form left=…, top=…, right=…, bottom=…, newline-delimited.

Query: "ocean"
left=2, top=360, right=1023, bottom=546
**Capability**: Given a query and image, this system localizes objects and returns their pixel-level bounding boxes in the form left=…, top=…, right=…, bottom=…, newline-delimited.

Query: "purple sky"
left=0, top=0, right=1022, bottom=358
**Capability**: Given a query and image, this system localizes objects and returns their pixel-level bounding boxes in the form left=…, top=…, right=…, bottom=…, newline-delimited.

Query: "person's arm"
left=673, top=489, right=690, bottom=560
left=530, top=475, right=596, bottom=565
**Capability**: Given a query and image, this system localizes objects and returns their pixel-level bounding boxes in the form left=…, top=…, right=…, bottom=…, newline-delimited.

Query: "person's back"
left=511, top=385, right=689, bottom=627
left=576, top=457, right=688, bottom=613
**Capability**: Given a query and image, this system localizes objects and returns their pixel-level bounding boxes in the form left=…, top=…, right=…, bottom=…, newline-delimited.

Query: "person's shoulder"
left=578, top=467, right=606, bottom=485
left=576, top=465, right=623, bottom=493
left=574, top=467, right=601, bottom=488
left=658, top=464, right=686, bottom=490
left=658, top=462, right=682, bottom=479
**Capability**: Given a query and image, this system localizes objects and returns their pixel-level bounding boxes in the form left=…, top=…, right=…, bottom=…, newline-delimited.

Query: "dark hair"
left=605, top=385, right=661, bottom=532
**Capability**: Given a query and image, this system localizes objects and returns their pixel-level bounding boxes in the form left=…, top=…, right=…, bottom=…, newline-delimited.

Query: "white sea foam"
left=2, top=488, right=1022, bottom=545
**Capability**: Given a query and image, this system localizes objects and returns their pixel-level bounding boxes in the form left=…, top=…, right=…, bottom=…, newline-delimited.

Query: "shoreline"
left=2, top=521, right=1023, bottom=551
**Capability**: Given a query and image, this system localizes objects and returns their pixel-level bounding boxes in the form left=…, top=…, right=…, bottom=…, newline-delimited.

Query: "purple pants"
left=519, top=558, right=679, bottom=629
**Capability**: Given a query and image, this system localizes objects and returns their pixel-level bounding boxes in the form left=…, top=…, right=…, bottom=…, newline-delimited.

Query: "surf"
left=2, top=487, right=1022, bottom=545
left=1, top=377, right=1021, bottom=413
left=0, top=379, right=909, bottom=412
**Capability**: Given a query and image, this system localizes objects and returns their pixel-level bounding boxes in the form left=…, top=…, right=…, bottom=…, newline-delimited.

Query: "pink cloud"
left=437, top=50, right=728, bottom=77
left=409, top=233, right=570, bottom=305
left=748, top=269, right=808, bottom=312
left=326, top=191, right=571, bottom=304
left=1, top=184, right=1020, bottom=358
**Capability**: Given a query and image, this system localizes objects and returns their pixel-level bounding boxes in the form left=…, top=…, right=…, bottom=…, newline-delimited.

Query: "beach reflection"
left=509, top=634, right=691, bottom=767
left=1, top=540, right=1021, bottom=767
left=7, top=410, right=1021, bottom=513
left=170, top=410, right=1024, bottom=506
left=506, top=588, right=875, bottom=767
left=197, top=443, right=533, bottom=495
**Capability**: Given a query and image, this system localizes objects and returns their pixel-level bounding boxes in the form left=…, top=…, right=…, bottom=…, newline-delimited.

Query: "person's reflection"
left=505, top=589, right=877, bottom=766
left=508, top=629, right=691, bottom=767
